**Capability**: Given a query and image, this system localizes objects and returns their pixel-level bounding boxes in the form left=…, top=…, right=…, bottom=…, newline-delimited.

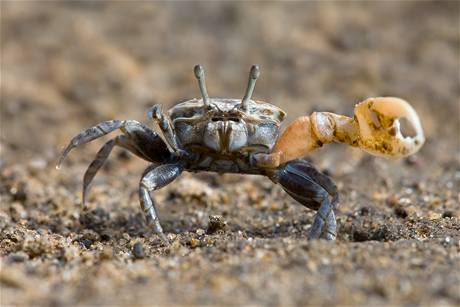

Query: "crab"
left=57, top=65, right=425, bottom=242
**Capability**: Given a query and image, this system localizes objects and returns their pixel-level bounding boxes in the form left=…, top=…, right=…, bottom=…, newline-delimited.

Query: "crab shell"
left=168, top=98, right=286, bottom=156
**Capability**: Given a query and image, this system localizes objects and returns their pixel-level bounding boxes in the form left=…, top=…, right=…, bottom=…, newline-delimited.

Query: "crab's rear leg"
left=57, top=119, right=173, bottom=167
left=57, top=120, right=124, bottom=168
left=139, top=163, right=183, bottom=243
left=269, top=159, right=339, bottom=240
left=81, top=135, right=147, bottom=207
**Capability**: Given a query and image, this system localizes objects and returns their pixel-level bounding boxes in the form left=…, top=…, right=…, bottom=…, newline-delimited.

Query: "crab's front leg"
left=268, top=159, right=339, bottom=240
left=139, top=162, right=183, bottom=244
left=254, top=97, right=425, bottom=168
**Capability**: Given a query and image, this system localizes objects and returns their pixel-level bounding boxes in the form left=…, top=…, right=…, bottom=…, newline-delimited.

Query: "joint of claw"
left=254, top=97, right=425, bottom=168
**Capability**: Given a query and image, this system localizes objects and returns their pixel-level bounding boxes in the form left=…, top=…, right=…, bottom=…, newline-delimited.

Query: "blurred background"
left=1, top=2, right=459, bottom=306
left=2, top=2, right=458, bottom=163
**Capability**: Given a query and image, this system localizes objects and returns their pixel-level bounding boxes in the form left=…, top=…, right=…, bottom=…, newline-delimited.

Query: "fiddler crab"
left=57, top=65, right=424, bottom=242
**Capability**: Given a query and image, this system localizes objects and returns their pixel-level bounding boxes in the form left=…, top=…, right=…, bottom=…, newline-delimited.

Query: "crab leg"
left=57, top=119, right=172, bottom=168
left=82, top=135, right=146, bottom=206
left=254, top=97, right=425, bottom=168
left=139, top=163, right=183, bottom=243
left=270, top=159, right=339, bottom=240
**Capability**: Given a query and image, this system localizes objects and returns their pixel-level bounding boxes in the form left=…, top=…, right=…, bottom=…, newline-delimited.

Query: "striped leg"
left=307, top=200, right=336, bottom=240
left=139, top=163, right=183, bottom=243
left=57, top=119, right=171, bottom=168
left=81, top=135, right=144, bottom=206
left=57, top=120, right=124, bottom=168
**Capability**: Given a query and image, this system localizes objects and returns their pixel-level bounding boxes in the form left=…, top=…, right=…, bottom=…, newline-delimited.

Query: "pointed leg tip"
left=56, top=155, right=66, bottom=170
left=159, top=233, right=171, bottom=246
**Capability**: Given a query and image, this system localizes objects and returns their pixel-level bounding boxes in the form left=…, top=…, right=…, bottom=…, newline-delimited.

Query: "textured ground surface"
left=1, top=2, right=459, bottom=306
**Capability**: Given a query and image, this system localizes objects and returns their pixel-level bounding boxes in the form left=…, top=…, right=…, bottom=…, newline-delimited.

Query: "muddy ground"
left=1, top=2, right=459, bottom=306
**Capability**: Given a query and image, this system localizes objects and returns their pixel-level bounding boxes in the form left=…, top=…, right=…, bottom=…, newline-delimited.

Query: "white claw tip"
left=354, top=97, right=425, bottom=158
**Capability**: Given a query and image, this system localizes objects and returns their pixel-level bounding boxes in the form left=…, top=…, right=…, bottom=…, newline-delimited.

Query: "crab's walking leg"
left=57, top=120, right=124, bottom=168
left=57, top=120, right=172, bottom=168
left=269, top=159, right=339, bottom=240
left=139, top=163, right=183, bottom=243
left=82, top=135, right=146, bottom=207
left=56, top=120, right=155, bottom=168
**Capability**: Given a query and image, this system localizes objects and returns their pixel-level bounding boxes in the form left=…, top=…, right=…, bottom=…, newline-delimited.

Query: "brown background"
left=1, top=2, right=459, bottom=306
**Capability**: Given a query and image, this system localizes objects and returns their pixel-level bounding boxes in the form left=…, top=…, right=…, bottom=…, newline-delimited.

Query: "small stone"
left=386, top=195, right=399, bottom=207
left=81, top=239, right=92, bottom=249
left=444, top=236, right=452, bottom=245
left=81, top=229, right=101, bottom=242
left=9, top=182, right=27, bottom=202
left=405, top=155, right=422, bottom=167
left=60, top=245, right=79, bottom=262
left=196, top=229, right=205, bottom=236
left=427, top=211, right=441, bottom=220
left=430, top=197, right=442, bottom=206
left=359, top=206, right=371, bottom=216
left=206, top=215, right=227, bottom=234
left=8, top=252, right=28, bottom=263
left=394, top=205, right=408, bottom=218
left=29, top=158, right=47, bottom=172
left=132, top=242, right=145, bottom=259
left=442, top=211, right=454, bottom=218
left=404, top=206, right=419, bottom=218
left=100, top=232, right=111, bottom=241
left=100, top=247, right=113, bottom=260
left=189, top=238, right=200, bottom=248
left=23, top=235, right=51, bottom=258
left=9, top=202, right=27, bottom=221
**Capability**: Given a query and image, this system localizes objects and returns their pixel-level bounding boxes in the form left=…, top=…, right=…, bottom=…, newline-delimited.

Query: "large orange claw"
left=254, top=97, right=425, bottom=168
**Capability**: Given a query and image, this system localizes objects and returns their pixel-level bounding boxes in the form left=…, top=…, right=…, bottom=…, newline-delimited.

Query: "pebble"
left=9, top=202, right=27, bottom=221
left=394, top=205, right=408, bottom=218
left=427, top=211, right=441, bottom=220
left=81, top=239, right=92, bottom=249
left=100, top=247, right=114, bottom=260
left=8, top=252, right=28, bottom=263
left=444, top=236, right=451, bottom=244
left=442, top=211, right=455, bottom=218
left=132, top=242, right=145, bottom=259
left=189, top=238, right=200, bottom=248
left=206, top=215, right=227, bottom=234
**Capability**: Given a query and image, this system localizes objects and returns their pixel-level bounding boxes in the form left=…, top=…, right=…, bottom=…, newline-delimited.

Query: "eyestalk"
left=241, top=65, right=260, bottom=111
left=194, top=64, right=210, bottom=106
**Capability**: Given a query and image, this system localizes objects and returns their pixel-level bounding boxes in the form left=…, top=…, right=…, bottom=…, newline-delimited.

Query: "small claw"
left=147, top=105, right=162, bottom=121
